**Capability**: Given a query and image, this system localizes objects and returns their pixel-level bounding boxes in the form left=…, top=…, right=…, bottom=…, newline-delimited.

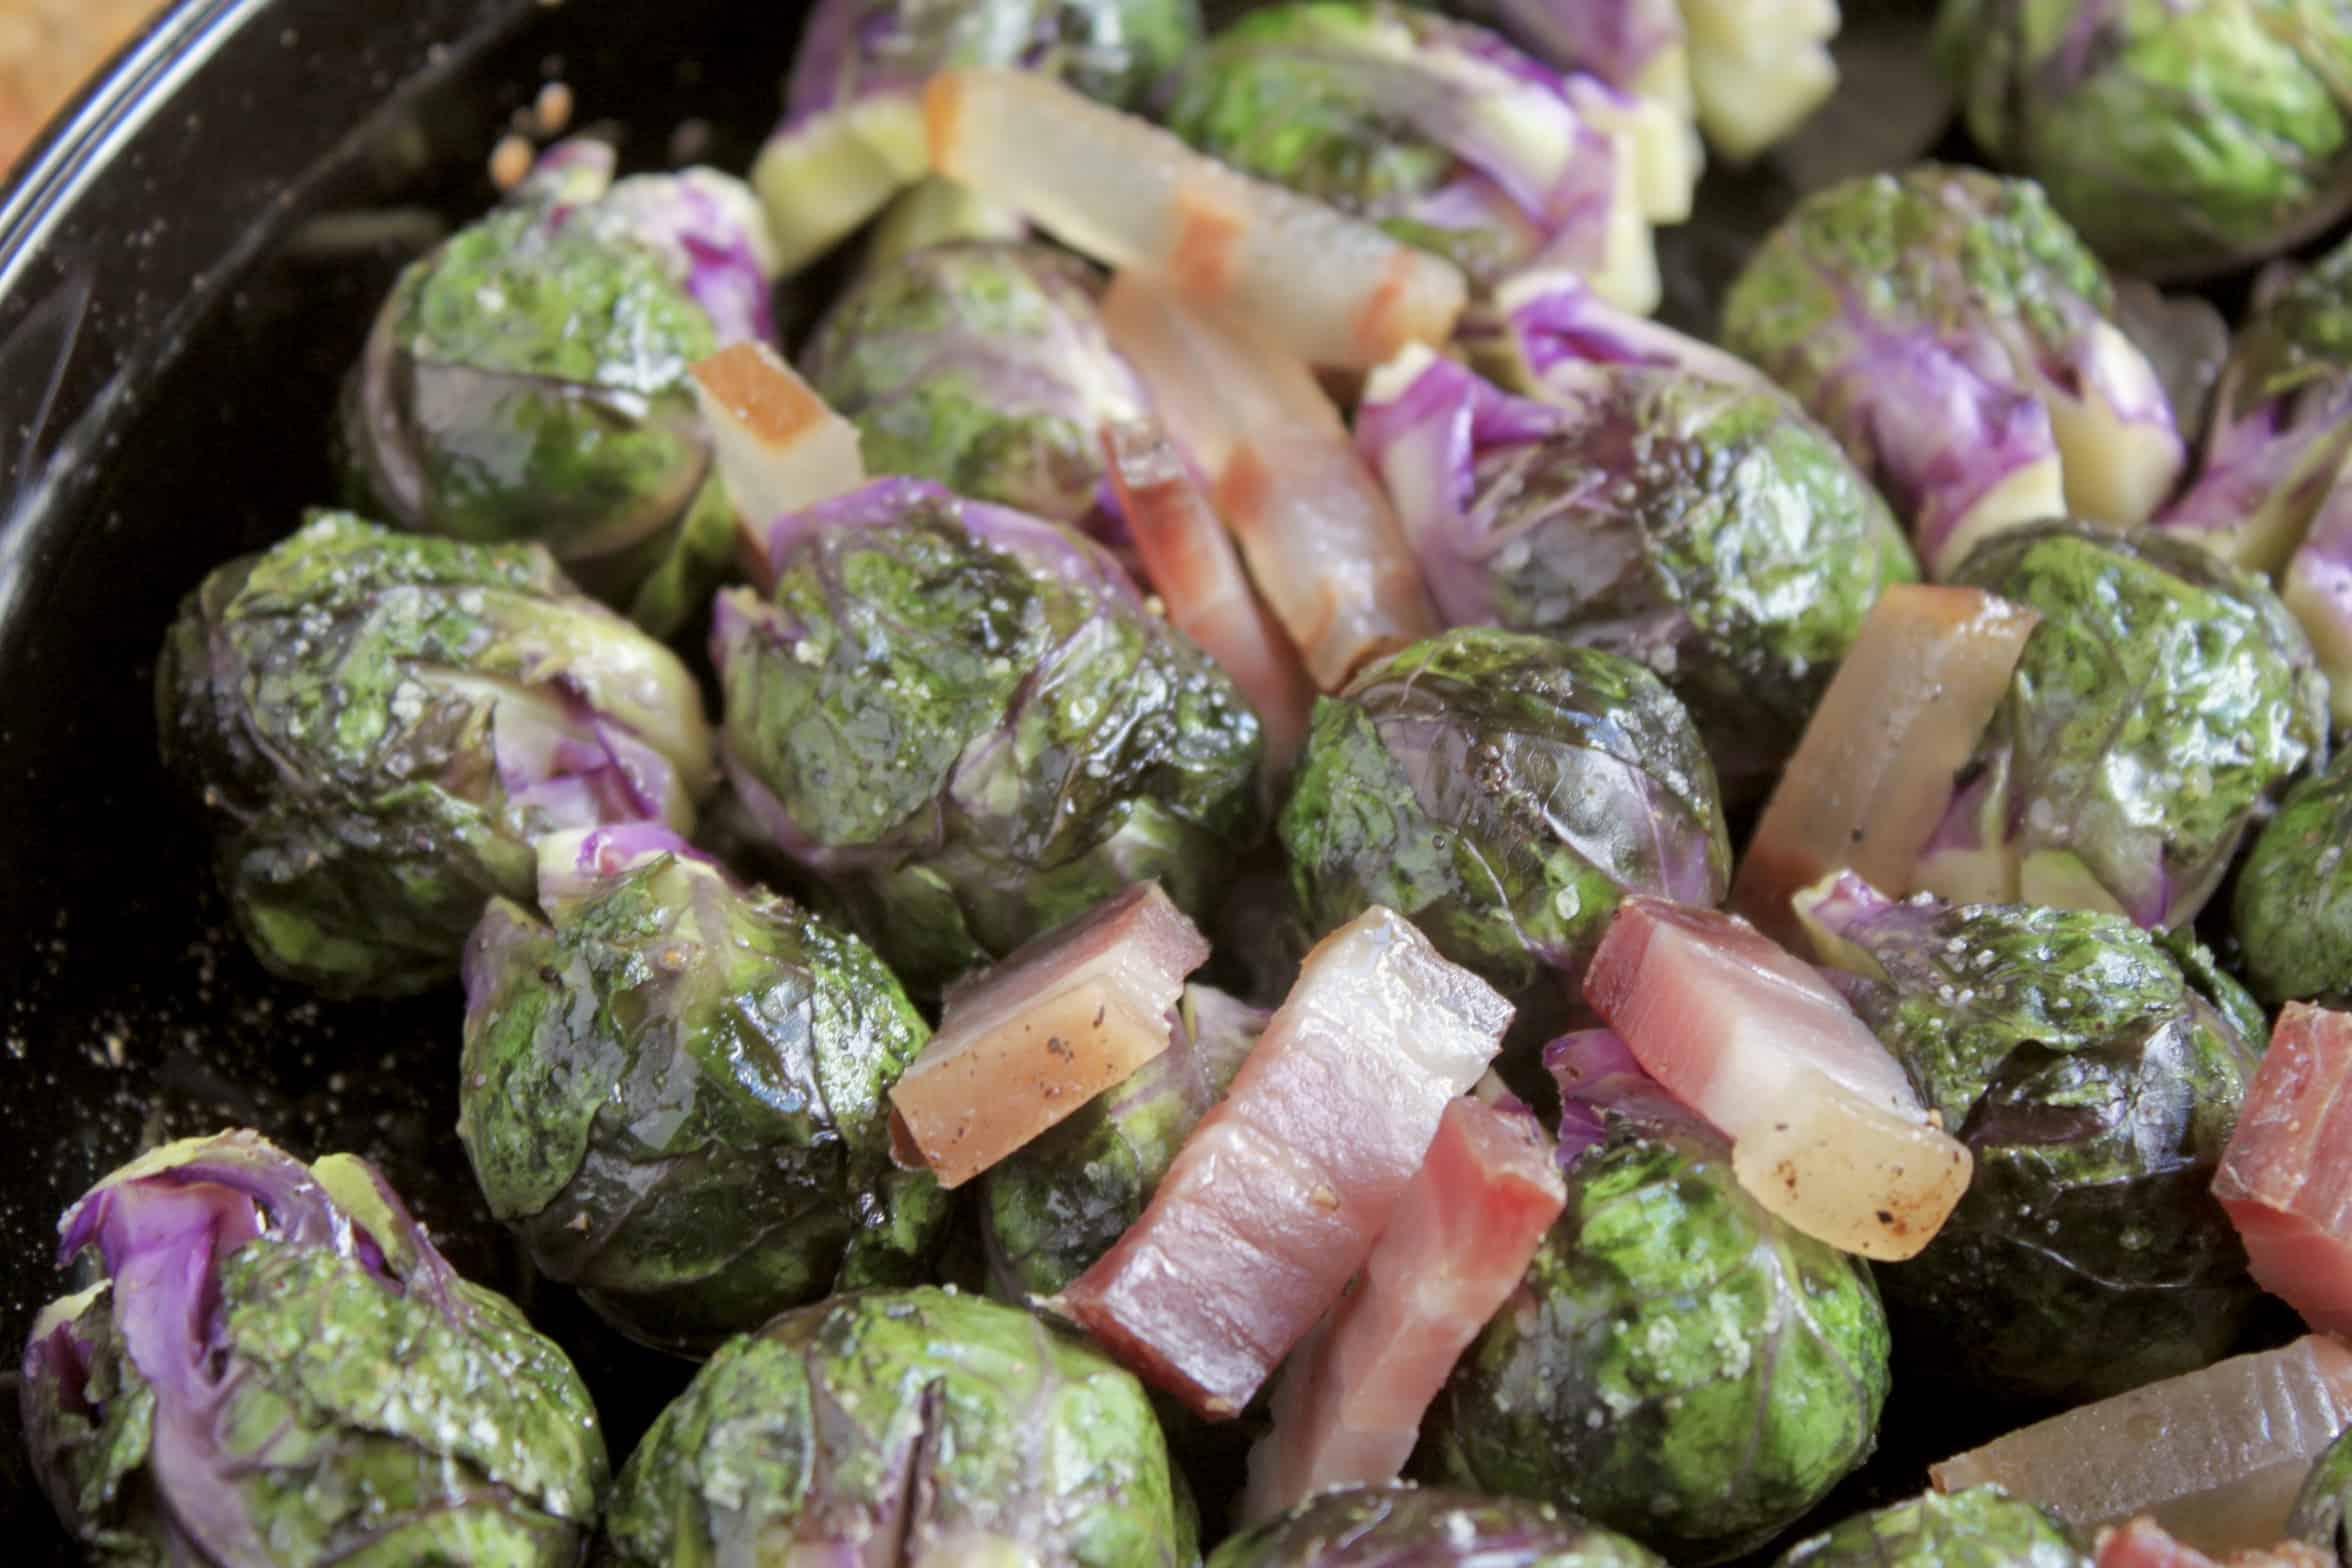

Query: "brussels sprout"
left=2291, top=1424, right=2352, bottom=1565
left=21, top=1131, right=607, bottom=1565
left=760, top=0, right=1206, bottom=274
left=1447, top=0, right=1690, bottom=109
left=155, top=512, right=715, bottom=997
left=1936, top=0, right=2352, bottom=279
left=789, top=0, right=1203, bottom=120
left=1431, top=1116, right=1891, bottom=1563
left=1772, top=1487, right=2088, bottom=1567
left=603, top=1287, right=1190, bottom=1566
left=1799, top=874, right=2264, bottom=1405
left=2160, top=231, right=2352, bottom=580
left=1920, top=521, right=2327, bottom=930
left=1357, top=347, right=1916, bottom=799
left=801, top=242, right=1148, bottom=531
left=342, top=142, right=777, bottom=634
left=457, top=828, right=948, bottom=1353
left=715, top=478, right=1263, bottom=994
left=1166, top=3, right=1657, bottom=303
left=1721, top=166, right=2184, bottom=577
left=1279, top=626, right=1730, bottom=1038
left=983, top=983, right=1266, bottom=1303
left=2232, top=748, right=2352, bottom=1005
left=1208, top=1485, right=1667, bottom=1566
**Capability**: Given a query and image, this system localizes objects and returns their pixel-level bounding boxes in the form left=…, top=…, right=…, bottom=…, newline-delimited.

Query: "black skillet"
left=0, top=1, right=2303, bottom=1560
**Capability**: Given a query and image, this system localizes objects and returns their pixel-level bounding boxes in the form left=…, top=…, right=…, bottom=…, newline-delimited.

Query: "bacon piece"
left=889, top=884, right=1208, bottom=1189
left=1583, top=898, right=1971, bottom=1260
left=689, top=343, right=865, bottom=589
left=2096, top=1519, right=2337, bottom=1568
left=1732, top=585, right=2038, bottom=952
left=1099, top=272, right=1440, bottom=690
left=1240, top=1094, right=1565, bottom=1523
left=1055, top=907, right=1512, bottom=1418
left=2214, top=1001, right=2352, bottom=1335
left=922, top=67, right=1466, bottom=370
left=1934, top=1336, right=2352, bottom=1555
left=1100, top=420, right=1317, bottom=767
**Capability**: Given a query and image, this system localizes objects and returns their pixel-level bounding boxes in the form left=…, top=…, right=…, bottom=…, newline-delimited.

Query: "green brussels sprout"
left=343, top=142, right=778, bottom=635
left=983, top=983, right=1266, bottom=1304
left=155, top=511, right=715, bottom=997
left=1720, top=167, right=2184, bottom=578
left=1165, top=3, right=1653, bottom=296
left=1208, top=1485, right=1667, bottom=1566
left=1802, top=874, right=2264, bottom=1405
left=2291, top=1423, right=2352, bottom=1565
left=1935, top=0, right=2352, bottom=278
left=457, top=826, right=948, bottom=1353
left=603, top=1287, right=1191, bottom=1566
left=2233, top=746, right=2352, bottom=1004
left=715, top=478, right=1263, bottom=995
left=1279, top=627, right=1731, bottom=1040
left=21, top=1131, right=607, bottom=1565
left=1431, top=1118, right=1892, bottom=1564
left=800, top=242, right=1148, bottom=530
left=1772, top=1487, right=2088, bottom=1567
left=1357, top=346, right=1917, bottom=800
left=1921, top=521, right=2327, bottom=930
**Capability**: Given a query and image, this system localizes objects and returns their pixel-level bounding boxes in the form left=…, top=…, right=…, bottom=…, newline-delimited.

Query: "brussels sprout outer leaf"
left=1435, top=1119, right=1891, bottom=1563
left=2282, top=474, right=2352, bottom=729
left=1733, top=585, right=2037, bottom=951
left=1056, top=906, right=1511, bottom=1418
left=2234, top=747, right=2352, bottom=1004
left=1932, top=1336, right=2352, bottom=1555
left=605, top=1287, right=1188, bottom=1566
left=924, top=66, right=1468, bottom=370
left=1803, top=874, right=2264, bottom=1404
left=1586, top=896, right=1971, bottom=1259
left=1281, top=627, right=1732, bottom=1026
left=2214, top=1002, right=2352, bottom=1338
left=1241, top=1093, right=1564, bottom=1523
left=1206, top=1484, right=1668, bottom=1566
left=1772, top=1486, right=2090, bottom=1567
left=890, top=882, right=1210, bottom=1189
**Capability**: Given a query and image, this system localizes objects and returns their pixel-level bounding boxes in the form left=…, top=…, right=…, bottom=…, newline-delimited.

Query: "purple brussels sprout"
left=458, top=826, right=948, bottom=1353
left=22, top=1131, right=607, bottom=1565
left=2159, top=233, right=2352, bottom=575
left=757, top=0, right=1205, bottom=275
left=1917, top=521, right=2327, bottom=930
left=602, top=1287, right=1190, bottom=1566
left=1355, top=344, right=1915, bottom=798
left=713, top=478, right=1262, bottom=994
left=155, top=512, right=715, bottom=996
left=1721, top=166, right=2186, bottom=578
left=799, top=241, right=1149, bottom=533
left=1164, top=3, right=1662, bottom=307
left=341, top=139, right=780, bottom=634
left=1206, top=1485, right=1666, bottom=1565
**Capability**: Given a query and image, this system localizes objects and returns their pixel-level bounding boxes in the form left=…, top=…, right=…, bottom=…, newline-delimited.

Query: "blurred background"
left=0, top=0, right=161, bottom=170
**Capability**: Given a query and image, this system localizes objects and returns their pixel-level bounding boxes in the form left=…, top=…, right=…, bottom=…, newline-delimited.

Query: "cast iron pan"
left=0, top=3, right=2303, bottom=1561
